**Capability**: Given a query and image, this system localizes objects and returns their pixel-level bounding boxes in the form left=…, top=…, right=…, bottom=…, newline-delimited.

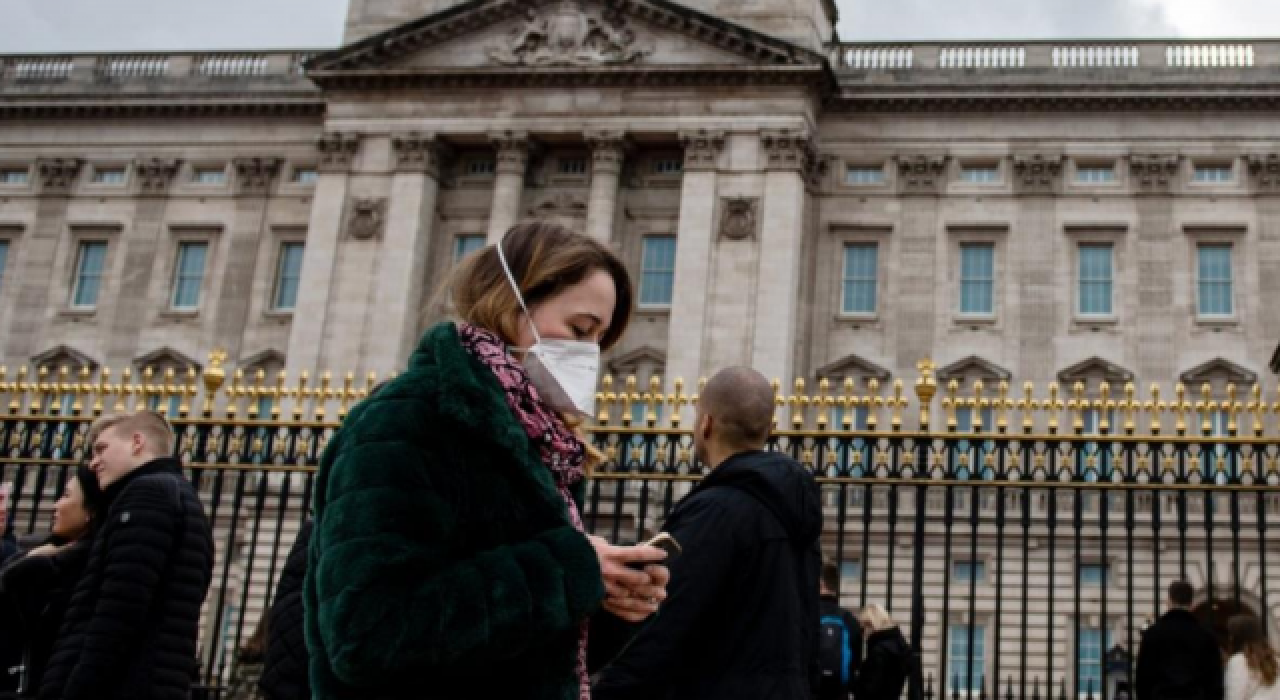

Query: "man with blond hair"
left=39, top=411, right=213, bottom=700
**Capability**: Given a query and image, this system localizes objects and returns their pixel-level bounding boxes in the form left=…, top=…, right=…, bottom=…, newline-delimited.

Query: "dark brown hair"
left=1229, top=614, right=1278, bottom=686
left=447, top=221, right=634, bottom=352
left=1169, top=580, right=1195, bottom=607
left=821, top=562, right=841, bottom=594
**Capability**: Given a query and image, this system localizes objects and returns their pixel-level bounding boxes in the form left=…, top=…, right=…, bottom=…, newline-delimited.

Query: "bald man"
left=595, top=367, right=823, bottom=700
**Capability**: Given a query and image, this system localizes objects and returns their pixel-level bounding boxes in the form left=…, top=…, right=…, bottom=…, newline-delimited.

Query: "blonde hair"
left=862, top=603, right=896, bottom=632
left=89, top=411, right=175, bottom=456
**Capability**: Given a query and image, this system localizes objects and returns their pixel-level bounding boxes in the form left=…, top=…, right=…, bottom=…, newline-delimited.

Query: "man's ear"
left=698, top=413, right=713, bottom=440
left=132, top=432, right=146, bottom=456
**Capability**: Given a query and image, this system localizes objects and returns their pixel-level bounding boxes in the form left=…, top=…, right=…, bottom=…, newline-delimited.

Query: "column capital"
left=36, top=158, right=83, bottom=196
left=895, top=153, right=949, bottom=196
left=679, top=129, right=726, bottom=172
left=315, top=131, right=362, bottom=173
left=489, top=130, right=537, bottom=175
left=233, top=157, right=283, bottom=197
left=586, top=130, right=630, bottom=175
left=133, top=157, right=182, bottom=197
left=1129, top=153, right=1181, bottom=194
left=1011, top=153, right=1065, bottom=195
left=391, top=132, right=453, bottom=177
left=1247, top=153, right=1280, bottom=193
left=760, top=128, right=816, bottom=173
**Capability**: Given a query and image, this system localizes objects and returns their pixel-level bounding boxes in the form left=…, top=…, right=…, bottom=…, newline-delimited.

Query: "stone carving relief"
left=490, top=131, right=537, bottom=176
left=347, top=198, right=386, bottom=240
left=1247, top=153, right=1280, bottom=191
left=234, top=157, right=282, bottom=196
left=896, top=154, right=948, bottom=195
left=718, top=197, right=759, bottom=241
left=1011, top=153, right=1064, bottom=194
left=488, top=1, right=649, bottom=67
left=586, top=130, right=629, bottom=175
left=760, top=129, right=815, bottom=172
left=679, top=129, right=725, bottom=172
left=316, top=132, right=361, bottom=172
left=134, top=158, right=181, bottom=196
left=36, top=158, right=83, bottom=196
left=1129, top=154, right=1181, bottom=192
left=391, top=132, right=452, bottom=176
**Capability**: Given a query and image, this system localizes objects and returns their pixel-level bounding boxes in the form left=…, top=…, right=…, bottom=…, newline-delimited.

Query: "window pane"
left=1077, top=167, right=1116, bottom=184
left=847, top=167, right=885, bottom=186
left=954, top=560, right=986, bottom=583
left=962, top=167, right=999, bottom=184
left=0, top=169, right=29, bottom=185
left=453, top=235, right=486, bottom=264
left=948, top=625, right=986, bottom=692
left=1080, top=564, right=1108, bottom=586
left=293, top=168, right=318, bottom=185
left=274, top=243, right=305, bottom=310
left=1078, top=244, right=1113, bottom=315
left=466, top=159, right=495, bottom=176
left=0, top=241, right=8, bottom=291
left=558, top=158, right=587, bottom=175
left=171, top=242, right=208, bottom=309
left=72, top=242, right=107, bottom=307
left=92, top=168, right=126, bottom=184
left=639, top=236, right=677, bottom=307
left=1078, top=628, right=1111, bottom=695
left=842, top=244, right=878, bottom=314
left=1193, top=166, right=1233, bottom=183
left=653, top=158, right=683, bottom=175
left=960, top=244, right=994, bottom=314
left=1197, top=245, right=1233, bottom=315
left=194, top=168, right=226, bottom=184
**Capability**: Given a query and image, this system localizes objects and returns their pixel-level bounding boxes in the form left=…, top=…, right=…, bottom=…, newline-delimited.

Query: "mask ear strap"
left=496, top=239, right=542, bottom=347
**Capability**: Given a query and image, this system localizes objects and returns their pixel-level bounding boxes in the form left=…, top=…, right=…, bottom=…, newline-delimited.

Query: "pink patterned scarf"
left=457, top=322, right=592, bottom=700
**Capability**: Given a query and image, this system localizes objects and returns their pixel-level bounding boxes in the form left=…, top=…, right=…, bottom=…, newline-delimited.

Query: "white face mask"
left=496, top=242, right=601, bottom=417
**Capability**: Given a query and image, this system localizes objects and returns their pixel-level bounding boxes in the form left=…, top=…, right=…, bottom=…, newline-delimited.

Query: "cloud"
left=836, top=0, right=1181, bottom=40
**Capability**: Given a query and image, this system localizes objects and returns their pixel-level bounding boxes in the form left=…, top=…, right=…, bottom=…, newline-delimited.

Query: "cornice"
left=0, top=98, right=325, bottom=120
left=307, top=64, right=829, bottom=92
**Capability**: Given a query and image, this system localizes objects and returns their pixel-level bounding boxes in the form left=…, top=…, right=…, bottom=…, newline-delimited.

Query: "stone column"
left=585, top=130, right=628, bottom=242
left=486, top=131, right=534, bottom=243
left=104, top=158, right=182, bottom=367
left=362, top=133, right=450, bottom=374
left=751, top=129, right=814, bottom=383
left=893, top=154, right=948, bottom=372
left=665, top=129, right=725, bottom=400
left=1130, top=154, right=1181, bottom=382
left=1012, top=154, right=1065, bottom=382
left=213, top=157, right=282, bottom=362
left=4, top=158, right=82, bottom=362
left=285, top=132, right=361, bottom=374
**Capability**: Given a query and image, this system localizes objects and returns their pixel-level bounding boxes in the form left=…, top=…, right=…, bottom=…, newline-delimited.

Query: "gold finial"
left=203, top=349, right=228, bottom=417
left=915, top=358, right=937, bottom=430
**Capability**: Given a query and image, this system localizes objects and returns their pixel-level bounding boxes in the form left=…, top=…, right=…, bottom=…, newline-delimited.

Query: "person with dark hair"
left=1226, top=615, right=1280, bottom=700
left=305, top=222, right=670, bottom=700
left=817, top=562, right=863, bottom=700
left=0, top=466, right=105, bottom=696
left=225, top=618, right=268, bottom=700
left=1136, top=581, right=1224, bottom=700
left=594, top=366, right=824, bottom=700
left=259, top=520, right=313, bottom=700
left=854, top=604, right=915, bottom=700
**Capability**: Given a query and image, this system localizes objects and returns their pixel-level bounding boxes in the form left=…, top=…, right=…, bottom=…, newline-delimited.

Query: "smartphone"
left=628, top=532, right=681, bottom=571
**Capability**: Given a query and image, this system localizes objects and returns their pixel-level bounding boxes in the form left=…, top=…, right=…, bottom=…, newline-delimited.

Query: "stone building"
left=2, top=0, right=1279, bottom=689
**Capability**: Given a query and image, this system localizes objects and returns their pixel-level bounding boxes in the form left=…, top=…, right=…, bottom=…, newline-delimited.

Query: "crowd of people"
left=0, top=221, right=1276, bottom=700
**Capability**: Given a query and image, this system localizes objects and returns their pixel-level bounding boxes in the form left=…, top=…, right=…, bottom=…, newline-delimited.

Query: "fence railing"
left=0, top=50, right=319, bottom=86
left=833, top=39, right=1280, bottom=71
left=2, top=352, right=1278, bottom=698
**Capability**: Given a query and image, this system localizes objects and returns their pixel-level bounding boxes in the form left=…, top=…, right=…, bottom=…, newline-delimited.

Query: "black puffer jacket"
left=38, top=458, right=214, bottom=700
left=259, top=520, right=313, bottom=700
left=594, top=449, right=824, bottom=700
left=0, top=538, right=92, bottom=696
left=855, top=628, right=914, bottom=700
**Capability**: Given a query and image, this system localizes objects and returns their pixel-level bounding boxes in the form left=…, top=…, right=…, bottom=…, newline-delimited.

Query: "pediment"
left=309, top=0, right=824, bottom=77
left=134, top=347, right=202, bottom=374
left=937, top=355, right=1012, bottom=384
left=1180, top=357, right=1257, bottom=386
left=608, top=345, right=666, bottom=378
left=31, top=345, right=99, bottom=372
left=815, top=354, right=891, bottom=383
left=1057, top=356, right=1135, bottom=386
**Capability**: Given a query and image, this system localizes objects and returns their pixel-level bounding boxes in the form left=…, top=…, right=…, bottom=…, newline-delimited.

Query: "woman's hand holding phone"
left=587, top=534, right=671, bottom=622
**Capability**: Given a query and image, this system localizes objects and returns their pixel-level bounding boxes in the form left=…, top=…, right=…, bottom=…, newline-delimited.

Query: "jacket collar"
left=103, top=456, right=184, bottom=503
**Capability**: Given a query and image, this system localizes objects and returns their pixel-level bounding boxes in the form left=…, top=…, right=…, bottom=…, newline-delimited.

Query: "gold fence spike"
left=915, top=359, right=937, bottom=431
left=996, top=381, right=1009, bottom=434
left=944, top=380, right=959, bottom=433
left=1046, top=382, right=1062, bottom=434
left=867, top=378, right=881, bottom=432
left=891, top=379, right=905, bottom=432
left=1173, top=384, right=1188, bottom=436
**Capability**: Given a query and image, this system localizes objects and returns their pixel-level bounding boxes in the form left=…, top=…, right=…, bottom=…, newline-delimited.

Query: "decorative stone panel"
left=679, top=129, right=725, bottom=172
left=316, top=132, right=361, bottom=173
left=391, top=132, right=452, bottom=177
left=346, top=197, right=386, bottom=240
left=760, top=129, right=815, bottom=172
left=896, top=154, right=948, bottom=195
left=1011, top=153, right=1064, bottom=195
left=1129, top=154, right=1181, bottom=194
left=718, top=197, right=759, bottom=241
left=1247, top=153, right=1280, bottom=192
left=233, top=157, right=282, bottom=196
left=133, top=158, right=181, bottom=196
left=36, top=158, right=83, bottom=196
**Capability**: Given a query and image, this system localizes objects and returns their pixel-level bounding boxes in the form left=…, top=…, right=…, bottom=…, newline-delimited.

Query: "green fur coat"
left=303, top=323, right=607, bottom=699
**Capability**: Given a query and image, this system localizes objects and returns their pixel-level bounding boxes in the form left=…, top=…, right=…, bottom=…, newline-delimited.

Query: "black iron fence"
left=1, top=356, right=1278, bottom=697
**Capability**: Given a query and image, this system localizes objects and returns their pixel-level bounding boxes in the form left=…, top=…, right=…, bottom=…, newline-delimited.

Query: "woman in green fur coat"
left=304, top=222, right=670, bottom=700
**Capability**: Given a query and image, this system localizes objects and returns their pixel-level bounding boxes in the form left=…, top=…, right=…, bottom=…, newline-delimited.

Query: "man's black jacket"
left=594, top=449, right=823, bottom=700
left=1135, top=608, right=1223, bottom=700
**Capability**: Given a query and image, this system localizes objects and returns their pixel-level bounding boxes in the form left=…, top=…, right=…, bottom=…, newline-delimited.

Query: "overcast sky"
left=1, top=0, right=1277, bottom=53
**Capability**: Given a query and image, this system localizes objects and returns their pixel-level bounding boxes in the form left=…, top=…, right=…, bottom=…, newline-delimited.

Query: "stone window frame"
left=636, top=234, right=677, bottom=311
left=85, top=162, right=131, bottom=189
left=264, top=228, right=306, bottom=318
left=186, top=161, right=231, bottom=189
left=550, top=152, right=590, bottom=185
left=945, top=613, right=993, bottom=698
left=282, top=161, right=320, bottom=189
left=1064, top=224, right=1128, bottom=328
left=830, top=223, right=892, bottom=324
left=842, top=160, right=891, bottom=189
left=1188, top=157, right=1240, bottom=188
left=157, top=225, right=223, bottom=318
left=1184, top=225, right=1246, bottom=327
left=0, top=224, right=20, bottom=301
left=1068, top=156, right=1125, bottom=190
left=57, top=224, right=122, bottom=317
left=456, top=151, right=498, bottom=187
left=0, top=163, right=32, bottom=189
left=947, top=225, right=1009, bottom=327
left=952, top=157, right=1007, bottom=193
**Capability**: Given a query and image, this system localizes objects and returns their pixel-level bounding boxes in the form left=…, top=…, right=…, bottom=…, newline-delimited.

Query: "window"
left=1080, top=564, right=1108, bottom=586
left=292, top=168, right=318, bottom=185
left=91, top=167, right=126, bottom=185
left=453, top=234, right=486, bottom=264
left=71, top=242, right=107, bottom=308
left=953, top=560, right=987, bottom=583
left=1076, top=166, right=1117, bottom=184
left=0, top=168, right=29, bottom=185
left=1193, top=165, right=1233, bottom=184
left=0, top=241, right=8, bottom=290
left=959, top=243, right=995, bottom=315
left=147, top=393, right=183, bottom=418
left=653, top=158, right=683, bottom=175
left=961, top=166, right=1000, bottom=184
left=193, top=167, right=227, bottom=185
left=955, top=406, right=996, bottom=479
left=1197, top=244, right=1233, bottom=316
left=841, top=244, right=878, bottom=314
left=1078, top=628, right=1112, bottom=696
left=948, top=625, right=986, bottom=693
left=466, top=159, right=495, bottom=176
left=558, top=158, right=587, bottom=175
left=846, top=166, right=886, bottom=186
left=840, top=560, right=862, bottom=584
left=171, top=242, right=208, bottom=310
left=639, top=236, right=677, bottom=307
left=1078, top=244, right=1114, bottom=316
left=272, top=242, right=305, bottom=311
